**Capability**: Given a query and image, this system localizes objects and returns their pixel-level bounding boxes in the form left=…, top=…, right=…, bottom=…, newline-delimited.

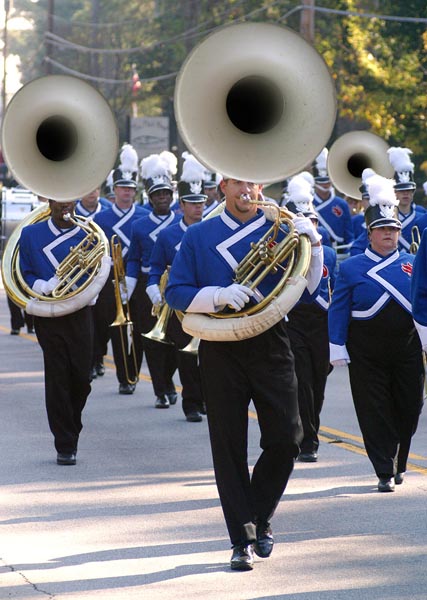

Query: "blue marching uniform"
left=74, top=196, right=112, bottom=219
left=411, top=227, right=427, bottom=348
left=313, top=192, right=354, bottom=251
left=166, top=207, right=322, bottom=547
left=19, top=218, right=94, bottom=456
left=93, top=203, right=150, bottom=385
left=287, top=244, right=337, bottom=457
left=126, top=210, right=181, bottom=399
left=148, top=219, right=205, bottom=416
left=329, top=247, right=424, bottom=480
left=350, top=207, right=427, bottom=257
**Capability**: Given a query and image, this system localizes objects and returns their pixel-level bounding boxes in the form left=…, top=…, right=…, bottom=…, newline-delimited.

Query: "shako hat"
left=364, top=173, right=401, bottom=230
left=104, top=169, right=115, bottom=199
left=285, top=173, right=318, bottom=220
left=204, top=171, right=222, bottom=189
left=387, top=146, right=416, bottom=191
left=177, top=153, right=208, bottom=202
left=313, top=147, right=330, bottom=184
left=140, top=153, right=173, bottom=196
left=113, top=143, right=139, bottom=188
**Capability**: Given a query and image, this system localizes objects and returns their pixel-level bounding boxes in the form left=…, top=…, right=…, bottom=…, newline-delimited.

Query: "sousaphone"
left=173, top=23, right=337, bottom=341
left=1, top=75, right=118, bottom=317
left=327, top=131, right=394, bottom=199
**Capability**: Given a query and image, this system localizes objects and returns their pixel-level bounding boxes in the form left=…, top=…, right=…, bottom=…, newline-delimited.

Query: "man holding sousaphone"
left=165, top=175, right=324, bottom=570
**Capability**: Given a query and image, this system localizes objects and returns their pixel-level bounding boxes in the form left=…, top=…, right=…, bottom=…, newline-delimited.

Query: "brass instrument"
left=173, top=22, right=335, bottom=341
left=327, top=131, right=394, bottom=200
left=143, top=268, right=173, bottom=345
left=2, top=203, right=111, bottom=317
left=0, top=74, right=118, bottom=317
left=110, top=235, right=139, bottom=385
left=410, top=225, right=421, bottom=254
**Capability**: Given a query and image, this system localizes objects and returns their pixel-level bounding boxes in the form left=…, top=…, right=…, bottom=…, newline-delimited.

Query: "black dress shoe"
left=166, top=392, right=178, bottom=405
left=230, top=544, right=254, bottom=571
left=155, top=395, right=170, bottom=408
left=10, top=329, right=20, bottom=335
left=200, top=402, right=207, bottom=415
left=57, top=452, right=76, bottom=465
left=298, top=451, right=318, bottom=463
left=119, top=383, right=134, bottom=395
left=378, top=477, right=395, bottom=492
left=186, top=411, right=203, bottom=422
left=90, top=367, right=98, bottom=381
left=96, top=363, right=105, bottom=376
left=254, top=522, right=274, bottom=558
left=395, top=472, right=404, bottom=485
left=27, top=327, right=35, bottom=334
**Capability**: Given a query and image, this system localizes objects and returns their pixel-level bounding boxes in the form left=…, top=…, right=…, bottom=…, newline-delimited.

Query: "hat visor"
left=368, top=218, right=401, bottom=230
left=180, top=194, right=207, bottom=203
left=114, top=179, right=137, bottom=188
left=148, top=183, right=173, bottom=195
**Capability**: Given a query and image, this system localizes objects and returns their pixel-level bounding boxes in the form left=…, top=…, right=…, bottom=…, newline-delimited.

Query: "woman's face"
left=369, top=226, right=400, bottom=256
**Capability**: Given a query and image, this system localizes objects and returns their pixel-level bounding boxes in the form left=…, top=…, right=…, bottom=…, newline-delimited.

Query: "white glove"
left=119, top=276, right=137, bottom=304
left=293, top=216, right=322, bottom=244
left=330, top=359, right=349, bottom=367
left=32, top=275, right=59, bottom=296
left=146, top=284, right=162, bottom=306
left=214, top=283, right=254, bottom=311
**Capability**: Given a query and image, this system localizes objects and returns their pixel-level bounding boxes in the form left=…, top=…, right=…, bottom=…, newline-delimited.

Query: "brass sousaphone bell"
left=173, top=22, right=337, bottom=341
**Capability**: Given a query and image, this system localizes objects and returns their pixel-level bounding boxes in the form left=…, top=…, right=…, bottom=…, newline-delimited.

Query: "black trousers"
left=34, top=307, right=93, bottom=454
left=287, top=303, right=330, bottom=453
left=7, top=296, right=34, bottom=331
left=167, top=312, right=204, bottom=415
left=199, top=321, right=302, bottom=547
left=347, top=301, right=424, bottom=479
left=135, top=274, right=177, bottom=397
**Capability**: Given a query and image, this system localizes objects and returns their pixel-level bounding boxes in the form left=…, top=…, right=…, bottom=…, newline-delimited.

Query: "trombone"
left=110, top=234, right=139, bottom=385
left=143, top=268, right=173, bottom=345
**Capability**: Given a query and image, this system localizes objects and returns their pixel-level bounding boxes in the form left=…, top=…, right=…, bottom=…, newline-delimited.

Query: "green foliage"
left=5, top=0, right=427, bottom=187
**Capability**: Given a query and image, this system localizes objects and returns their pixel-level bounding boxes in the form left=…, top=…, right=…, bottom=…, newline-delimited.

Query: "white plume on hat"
left=105, top=169, right=114, bottom=188
left=298, top=170, right=315, bottom=189
left=181, top=153, right=209, bottom=183
left=140, top=154, right=164, bottom=180
left=287, top=174, right=314, bottom=213
left=387, top=147, right=414, bottom=173
left=315, top=147, right=329, bottom=176
left=423, top=181, right=427, bottom=195
left=361, top=168, right=376, bottom=185
left=366, top=174, right=398, bottom=207
left=118, top=143, right=138, bottom=178
left=159, top=150, right=178, bottom=177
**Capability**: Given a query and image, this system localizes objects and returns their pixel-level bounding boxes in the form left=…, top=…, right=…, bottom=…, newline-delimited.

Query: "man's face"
left=150, top=188, right=173, bottom=215
left=395, top=188, right=414, bottom=213
left=49, top=200, right=76, bottom=228
left=220, top=179, right=263, bottom=222
left=181, top=200, right=205, bottom=225
left=114, top=185, right=136, bottom=208
left=315, top=182, right=333, bottom=200
left=81, top=188, right=100, bottom=210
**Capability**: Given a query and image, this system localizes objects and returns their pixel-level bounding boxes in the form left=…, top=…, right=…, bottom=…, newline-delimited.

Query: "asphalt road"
left=0, top=286, right=426, bottom=600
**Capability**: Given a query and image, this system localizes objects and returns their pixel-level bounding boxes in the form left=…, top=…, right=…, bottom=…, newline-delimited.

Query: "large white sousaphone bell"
left=1, top=74, right=118, bottom=201
left=174, top=22, right=337, bottom=184
left=327, top=131, right=394, bottom=199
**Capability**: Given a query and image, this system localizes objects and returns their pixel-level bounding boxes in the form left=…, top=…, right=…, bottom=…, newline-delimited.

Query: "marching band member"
left=93, top=144, right=149, bottom=395
left=329, top=173, right=424, bottom=492
left=285, top=175, right=337, bottom=463
left=19, top=199, right=95, bottom=465
left=147, top=154, right=206, bottom=421
left=202, top=171, right=222, bottom=216
left=312, top=147, right=354, bottom=254
left=125, top=154, right=180, bottom=407
left=411, top=227, right=427, bottom=349
left=165, top=175, right=323, bottom=571
left=75, top=186, right=112, bottom=220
